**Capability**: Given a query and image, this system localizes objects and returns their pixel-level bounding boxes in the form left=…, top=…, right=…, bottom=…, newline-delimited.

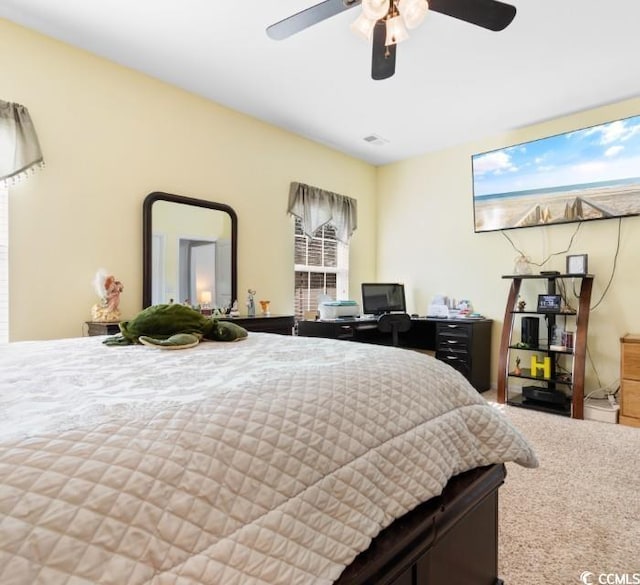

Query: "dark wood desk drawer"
left=436, top=349, right=471, bottom=377
left=436, top=323, right=473, bottom=347
left=318, top=323, right=358, bottom=340
left=435, top=320, right=491, bottom=391
left=299, top=319, right=384, bottom=337
left=437, top=336, right=471, bottom=352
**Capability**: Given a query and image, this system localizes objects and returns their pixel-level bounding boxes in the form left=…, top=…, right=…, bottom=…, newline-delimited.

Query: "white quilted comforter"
left=0, top=333, right=537, bottom=584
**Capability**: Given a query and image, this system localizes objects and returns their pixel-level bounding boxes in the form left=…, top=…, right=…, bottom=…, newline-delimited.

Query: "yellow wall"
left=3, top=18, right=639, bottom=395
left=0, top=19, right=377, bottom=340
left=377, top=97, right=640, bottom=392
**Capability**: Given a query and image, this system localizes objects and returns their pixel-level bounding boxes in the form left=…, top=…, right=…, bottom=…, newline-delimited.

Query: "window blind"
left=293, top=217, right=348, bottom=319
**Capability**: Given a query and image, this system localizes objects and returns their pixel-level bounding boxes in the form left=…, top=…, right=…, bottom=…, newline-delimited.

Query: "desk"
left=297, top=317, right=492, bottom=392
left=222, top=314, right=294, bottom=335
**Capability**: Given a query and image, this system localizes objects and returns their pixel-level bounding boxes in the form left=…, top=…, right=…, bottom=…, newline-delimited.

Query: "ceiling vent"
left=363, top=134, right=389, bottom=146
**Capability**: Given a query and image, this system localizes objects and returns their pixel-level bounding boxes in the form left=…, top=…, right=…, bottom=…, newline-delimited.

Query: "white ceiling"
left=2, top=0, right=639, bottom=165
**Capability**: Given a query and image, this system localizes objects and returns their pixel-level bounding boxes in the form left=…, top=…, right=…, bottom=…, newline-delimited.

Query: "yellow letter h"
left=530, top=355, right=551, bottom=378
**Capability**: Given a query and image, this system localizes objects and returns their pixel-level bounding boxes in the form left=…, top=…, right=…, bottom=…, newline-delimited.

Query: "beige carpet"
left=484, top=392, right=640, bottom=584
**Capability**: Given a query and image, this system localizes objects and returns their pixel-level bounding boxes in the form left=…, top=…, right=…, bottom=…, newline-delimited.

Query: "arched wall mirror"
left=143, top=192, right=238, bottom=309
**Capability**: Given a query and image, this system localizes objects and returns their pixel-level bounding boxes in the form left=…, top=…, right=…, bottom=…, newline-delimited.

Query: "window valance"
left=287, top=182, right=357, bottom=244
left=0, top=100, right=44, bottom=188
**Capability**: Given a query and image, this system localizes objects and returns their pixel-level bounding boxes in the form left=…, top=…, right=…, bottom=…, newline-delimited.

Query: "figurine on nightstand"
left=514, top=356, right=522, bottom=376
left=247, top=289, right=256, bottom=317
left=91, top=269, right=124, bottom=322
left=229, top=300, right=240, bottom=317
left=517, top=297, right=526, bottom=312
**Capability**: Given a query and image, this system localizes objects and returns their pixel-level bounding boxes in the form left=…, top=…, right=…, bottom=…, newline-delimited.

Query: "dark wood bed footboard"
left=335, top=463, right=506, bottom=585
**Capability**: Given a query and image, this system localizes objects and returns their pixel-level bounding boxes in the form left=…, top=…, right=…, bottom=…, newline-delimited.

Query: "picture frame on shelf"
left=537, top=294, right=562, bottom=313
left=566, top=254, right=588, bottom=275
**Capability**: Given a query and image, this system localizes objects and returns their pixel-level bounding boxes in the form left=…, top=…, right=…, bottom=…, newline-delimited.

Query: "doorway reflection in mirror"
left=148, top=199, right=233, bottom=309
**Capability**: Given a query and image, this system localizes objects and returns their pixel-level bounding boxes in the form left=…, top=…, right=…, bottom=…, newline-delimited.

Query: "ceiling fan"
left=267, top=0, right=516, bottom=80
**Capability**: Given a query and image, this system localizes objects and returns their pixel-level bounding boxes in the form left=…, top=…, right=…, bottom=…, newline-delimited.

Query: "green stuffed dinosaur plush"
left=103, top=303, right=248, bottom=349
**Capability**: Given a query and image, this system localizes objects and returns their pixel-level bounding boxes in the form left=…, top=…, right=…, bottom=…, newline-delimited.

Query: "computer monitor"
left=361, top=283, right=406, bottom=315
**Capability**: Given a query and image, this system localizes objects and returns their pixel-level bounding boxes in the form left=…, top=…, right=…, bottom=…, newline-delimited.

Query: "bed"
left=0, top=331, right=537, bottom=584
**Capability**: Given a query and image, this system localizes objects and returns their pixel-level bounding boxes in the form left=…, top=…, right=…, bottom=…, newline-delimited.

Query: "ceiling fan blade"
left=428, top=0, right=516, bottom=31
left=371, top=21, right=396, bottom=81
left=267, top=0, right=362, bottom=40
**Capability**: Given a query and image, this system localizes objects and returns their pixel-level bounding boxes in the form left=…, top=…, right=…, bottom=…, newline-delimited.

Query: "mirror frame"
left=142, top=191, right=238, bottom=308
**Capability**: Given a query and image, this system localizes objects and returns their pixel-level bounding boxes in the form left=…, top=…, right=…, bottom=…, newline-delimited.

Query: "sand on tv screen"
left=471, top=113, right=640, bottom=233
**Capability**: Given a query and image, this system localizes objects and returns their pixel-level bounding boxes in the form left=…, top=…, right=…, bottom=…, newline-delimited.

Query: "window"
left=0, top=187, right=8, bottom=342
left=294, top=217, right=349, bottom=319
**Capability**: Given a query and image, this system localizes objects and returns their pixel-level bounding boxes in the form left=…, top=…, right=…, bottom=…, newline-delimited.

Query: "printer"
left=318, top=300, right=360, bottom=320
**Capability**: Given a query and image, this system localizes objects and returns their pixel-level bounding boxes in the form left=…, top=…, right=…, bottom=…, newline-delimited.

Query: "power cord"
left=589, top=217, right=622, bottom=310
left=501, top=217, right=622, bottom=310
left=501, top=222, right=583, bottom=268
left=555, top=278, right=576, bottom=313
left=586, top=342, right=603, bottom=390
left=584, top=381, right=620, bottom=401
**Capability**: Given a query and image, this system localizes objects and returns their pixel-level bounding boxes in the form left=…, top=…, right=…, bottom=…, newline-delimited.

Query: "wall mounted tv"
left=472, top=113, right=640, bottom=233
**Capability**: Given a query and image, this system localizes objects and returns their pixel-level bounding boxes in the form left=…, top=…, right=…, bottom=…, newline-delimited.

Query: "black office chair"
left=377, top=313, right=411, bottom=347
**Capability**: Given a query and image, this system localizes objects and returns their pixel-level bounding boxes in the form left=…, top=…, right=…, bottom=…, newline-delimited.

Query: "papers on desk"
left=427, top=304, right=449, bottom=318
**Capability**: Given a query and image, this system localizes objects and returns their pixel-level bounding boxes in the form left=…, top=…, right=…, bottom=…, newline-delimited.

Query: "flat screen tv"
left=471, top=113, right=640, bottom=233
left=361, top=283, right=406, bottom=315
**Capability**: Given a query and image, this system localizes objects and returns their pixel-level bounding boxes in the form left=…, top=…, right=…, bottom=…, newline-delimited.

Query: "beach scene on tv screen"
left=472, top=114, right=640, bottom=232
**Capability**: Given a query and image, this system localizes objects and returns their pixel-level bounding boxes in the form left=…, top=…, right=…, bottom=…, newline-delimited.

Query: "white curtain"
left=0, top=100, right=44, bottom=187
left=0, top=187, right=7, bottom=342
left=287, top=182, right=357, bottom=244
left=0, top=100, right=44, bottom=341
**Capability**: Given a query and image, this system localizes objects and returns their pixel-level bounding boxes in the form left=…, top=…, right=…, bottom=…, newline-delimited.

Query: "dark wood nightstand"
left=85, top=321, right=121, bottom=336
left=221, top=315, right=295, bottom=335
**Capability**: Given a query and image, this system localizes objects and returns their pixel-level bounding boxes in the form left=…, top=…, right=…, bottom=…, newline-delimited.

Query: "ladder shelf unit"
left=497, top=273, right=594, bottom=419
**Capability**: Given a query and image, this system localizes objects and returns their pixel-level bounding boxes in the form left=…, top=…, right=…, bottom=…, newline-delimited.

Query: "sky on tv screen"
left=472, top=114, right=640, bottom=199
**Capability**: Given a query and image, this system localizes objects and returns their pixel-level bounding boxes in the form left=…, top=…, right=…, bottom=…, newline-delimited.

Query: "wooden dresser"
left=221, top=315, right=294, bottom=335
left=86, top=321, right=121, bottom=336
left=620, top=334, right=640, bottom=427
left=86, top=315, right=295, bottom=337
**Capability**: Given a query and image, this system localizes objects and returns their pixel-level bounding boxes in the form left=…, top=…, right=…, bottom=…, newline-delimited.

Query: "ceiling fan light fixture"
left=361, top=0, right=389, bottom=20
left=397, top=0, right=429, bottom=29
left=350, top=12, right=377, bottom=40
left=385, top=14, right=409, bottom=46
